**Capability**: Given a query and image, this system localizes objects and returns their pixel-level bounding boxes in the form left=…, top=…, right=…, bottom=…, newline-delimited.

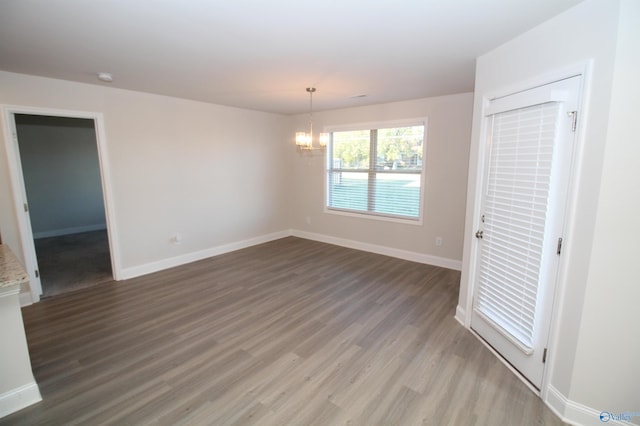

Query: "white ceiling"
left=0, top=0, right=583, bottom=115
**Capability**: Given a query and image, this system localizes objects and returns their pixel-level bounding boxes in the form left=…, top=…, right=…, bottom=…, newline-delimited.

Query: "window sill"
left=324, top=207, right=423, bottom=226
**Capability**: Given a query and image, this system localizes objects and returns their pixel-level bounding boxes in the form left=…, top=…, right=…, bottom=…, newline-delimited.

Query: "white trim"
left=484, top=63, right=586, bottom=103
left=563, top=399, right=638, bottom=426
left=324, top=118, right=428, bottom=224
left=33, top=223, right=107, bottom=239
left=1, top=105, right=123, bottom=298
left=0, top=284, right=20, bottom=298
left=2, top=107, right=42, bottom=301
left=121, top=228, right=461, bottom=281
left=92, top=111, right=122, bottom=280
left=540, top=60, right=593, bottom=401
left=18, top=291, right=32, bottom=307
left=119, top=230, right=291, bottom=280
left=459, top=94, right=491, bottom=328
left=545, top=385, right=572, bottom=424
left=484, top=87, right=569, bottom=116
left=324, top=117, right=427, bottom=133
left=291, top=229, right=462, bottom=271
left=454, top=305, right=466, bottom=326
left=545, top=385, right=636, bottom=426
left=0, top=382, right=41, bottom=419
left=323, top=207, right=423, bottom=226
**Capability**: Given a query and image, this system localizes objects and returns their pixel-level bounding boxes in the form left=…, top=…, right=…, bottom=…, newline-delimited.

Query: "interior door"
left=3, top=111, right=44, bottom=300
left=470, top=76, right=581, bottom=389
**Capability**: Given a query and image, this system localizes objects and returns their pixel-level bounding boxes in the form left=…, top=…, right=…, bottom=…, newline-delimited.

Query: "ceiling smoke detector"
left=97, top=72, right=113, bottom=83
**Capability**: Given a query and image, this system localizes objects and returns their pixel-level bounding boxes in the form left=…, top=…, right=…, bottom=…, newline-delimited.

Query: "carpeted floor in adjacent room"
left=34, top=230, right=112, bottom=298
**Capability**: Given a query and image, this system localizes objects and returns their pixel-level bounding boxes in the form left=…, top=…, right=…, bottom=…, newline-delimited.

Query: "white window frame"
left=324, top=118, right=428, bottom=225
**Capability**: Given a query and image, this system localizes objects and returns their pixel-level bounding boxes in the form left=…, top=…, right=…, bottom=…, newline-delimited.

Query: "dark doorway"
left=15, top=114, right=112, bottom=297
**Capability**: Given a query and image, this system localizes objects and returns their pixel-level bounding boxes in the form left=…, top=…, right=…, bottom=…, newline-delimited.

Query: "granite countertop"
left=0, top=244, right=29, bottom=288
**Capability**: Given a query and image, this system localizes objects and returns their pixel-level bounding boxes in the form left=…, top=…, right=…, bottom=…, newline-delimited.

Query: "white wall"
left=0, top=73, right=471, bottom=292
left=15, top=115, right=106, bottom=238
left=458, top=0, right=639, bottom=423
left=289, top=93, right=473, bottom=268
left=0, top=71, right=290, bottom=278
left=569, top=0, right=640, bottom=415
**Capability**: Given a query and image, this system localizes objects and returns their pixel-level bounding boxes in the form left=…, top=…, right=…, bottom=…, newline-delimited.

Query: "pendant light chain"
left=308, top=87, right=314, bottom=141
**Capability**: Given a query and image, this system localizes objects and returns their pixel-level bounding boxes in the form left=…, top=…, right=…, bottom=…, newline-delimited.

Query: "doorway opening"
left=3, top=108, right=120, bottom=301
left=15, top=114, right=112, bottom=297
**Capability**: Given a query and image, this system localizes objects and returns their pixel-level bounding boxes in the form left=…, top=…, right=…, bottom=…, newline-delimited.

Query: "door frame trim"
left=1, top=105, right=122, bottom=302
left=459, top=60, right=593, bottom=398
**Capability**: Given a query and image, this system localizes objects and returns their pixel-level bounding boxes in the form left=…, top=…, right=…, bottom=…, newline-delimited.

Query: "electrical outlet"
left=435, top=236, right=443, bottom=247
left=172, top=233, right=182, bottom=245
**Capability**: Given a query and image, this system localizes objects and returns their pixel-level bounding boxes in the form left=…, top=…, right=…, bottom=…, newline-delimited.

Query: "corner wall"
left=568, top=0, right=640, bottom=417
left=289, top=93, right=473, bottom=269
left=0, top=71, right=291, bottom=279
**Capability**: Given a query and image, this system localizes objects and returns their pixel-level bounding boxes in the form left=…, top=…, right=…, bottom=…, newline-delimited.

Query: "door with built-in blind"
left=471, top=76, right=581, bottom=389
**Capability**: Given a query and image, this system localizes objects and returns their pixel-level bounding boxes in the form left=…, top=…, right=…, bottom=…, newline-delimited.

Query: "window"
left=326, top=121, right=426, bottom=221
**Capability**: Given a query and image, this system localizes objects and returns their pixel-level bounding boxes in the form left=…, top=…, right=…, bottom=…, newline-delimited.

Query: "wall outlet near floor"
left=305, top=216, right=311, bottom=225
left=171, top=233, right=182, bottom=245
left=435, top=236, right=443, bottom=247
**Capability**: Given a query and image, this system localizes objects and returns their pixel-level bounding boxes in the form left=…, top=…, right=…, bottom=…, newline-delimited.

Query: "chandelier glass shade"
left=296, top=87, right=329, bottom=150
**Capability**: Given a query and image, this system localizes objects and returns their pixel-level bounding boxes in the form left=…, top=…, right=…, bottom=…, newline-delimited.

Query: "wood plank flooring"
left=1, top=237, right=564, bottom=425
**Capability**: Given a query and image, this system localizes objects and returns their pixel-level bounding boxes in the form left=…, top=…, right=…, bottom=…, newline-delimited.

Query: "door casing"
left=1, top=105, right=122, bottom=303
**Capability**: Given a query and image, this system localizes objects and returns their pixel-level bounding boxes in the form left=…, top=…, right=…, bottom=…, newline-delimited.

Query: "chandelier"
left=295, top=87, right=329, bottom=150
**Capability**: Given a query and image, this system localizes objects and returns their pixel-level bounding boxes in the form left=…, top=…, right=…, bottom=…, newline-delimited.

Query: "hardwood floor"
left=1, top=237, right=563, bottom=425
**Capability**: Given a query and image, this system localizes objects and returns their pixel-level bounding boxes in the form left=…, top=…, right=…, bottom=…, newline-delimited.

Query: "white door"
left=3, top=111, right=44, bottom=300
left=470, top=76, right=581, bottom=389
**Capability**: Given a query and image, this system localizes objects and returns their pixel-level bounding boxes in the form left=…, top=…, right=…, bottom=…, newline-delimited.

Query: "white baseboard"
left=545, top=383, right=567, bottom=419
left=119, top=230, right=291, bottom=280
left=545, top=385, right=637, bottom=426
left=119, top=228, right=461, bottom=281
left=454, top=305, right=466, bottom=326
left=466, top=335, right=629, bottom=426
left=18, top=291, right=32, bottom=307
left=291, top=229, right=462, bottom=271
left=34, top=223, right=107, bottom=239
left=0, top=382, right=41, bottom=419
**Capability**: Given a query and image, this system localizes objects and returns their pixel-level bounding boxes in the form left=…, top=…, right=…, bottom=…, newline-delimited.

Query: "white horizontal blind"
left=475, top=102, right=560, bottom=350
left=327, top=125, right=424, bottom=220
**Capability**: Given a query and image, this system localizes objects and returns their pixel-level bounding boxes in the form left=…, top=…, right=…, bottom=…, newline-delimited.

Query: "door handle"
left=475, top=230, right=483, bottom=239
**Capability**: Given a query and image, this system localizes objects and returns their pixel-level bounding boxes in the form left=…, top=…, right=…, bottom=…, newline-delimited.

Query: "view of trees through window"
left=327, top=124, right=425, bottom=219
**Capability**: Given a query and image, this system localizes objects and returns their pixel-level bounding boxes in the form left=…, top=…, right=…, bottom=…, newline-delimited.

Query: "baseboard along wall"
left=33, top=223, right=107, bottom=239
left=0, top=382, right=41, bottom=419
left=120, top=229, right=463, bottom=281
